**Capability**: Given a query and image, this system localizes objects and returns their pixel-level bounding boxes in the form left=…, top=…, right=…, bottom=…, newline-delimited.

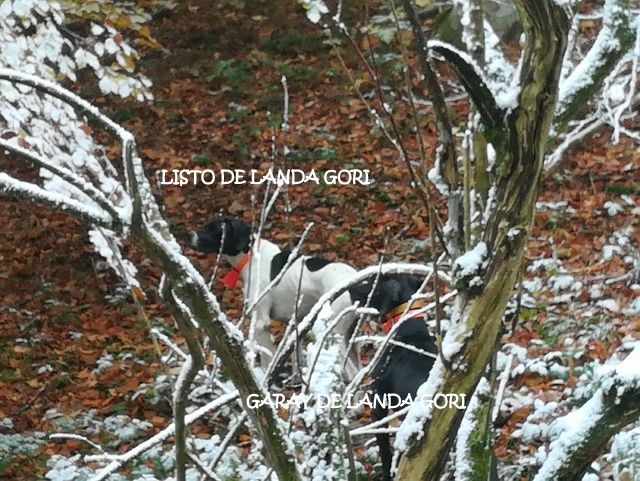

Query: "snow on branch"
left=399, top=0, right=460, bottom=206
left=141, top=220, right=241, bottom=338
left=455, top=0, right=484, bottom=63
left=345, top=289, right=457, bottom=397
left=482, top=20, right=518, bottom=106
left=395, top=3, right=570, bottom=477
left=546, top=4, right=639, bottom=170
left=0, top=138, right=122, bottom=228
left=137, top=219, right=300, bottom=480
left=0, top=64, right=298, bottom=479
left=0, top=68, right=140, bottom=284
left=85, top=392, right=240, bottom=481
left=533, top=344, right=640, bottom=481
left=0, top=68, right=133, bottom=142
left=0, top=171, right=115, bottom=228
left=545, top=110, right=606, bottom=172
left=0, top=0, right=152, bottom=100
left=555, top=0, right=634, bottom=127
left=164, top=285, right=207, bottom=481
left=608, top=20, right=640, bottom=144
left=393, top=358, right=446, bottom=456
left=392, top=297, right=477, bottom=459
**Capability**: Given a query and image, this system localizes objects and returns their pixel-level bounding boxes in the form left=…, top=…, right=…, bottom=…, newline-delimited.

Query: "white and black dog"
left=349, top=274, right=437, bottom=481
left=190, top=216, right=360, bottom=377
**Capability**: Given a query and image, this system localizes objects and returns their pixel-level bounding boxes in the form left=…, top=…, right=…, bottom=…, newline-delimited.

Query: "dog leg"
left=253, top=321, right=276, bottom=366
left=246, top=302, right=277, bottom=369
left=373, top=404, right=393, bottom=481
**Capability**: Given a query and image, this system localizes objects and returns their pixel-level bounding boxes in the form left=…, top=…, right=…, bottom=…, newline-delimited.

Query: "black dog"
left=349, top=274, right=437, bottom=481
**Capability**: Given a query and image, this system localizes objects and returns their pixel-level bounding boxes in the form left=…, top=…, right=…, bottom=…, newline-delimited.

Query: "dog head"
left=349, top=274, right=421, bottom=316
left=190, top=216, right=251, bottom=256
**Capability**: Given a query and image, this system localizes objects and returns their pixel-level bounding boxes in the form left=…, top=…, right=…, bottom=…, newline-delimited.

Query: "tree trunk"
left=395, top=1, right=570, bottom=479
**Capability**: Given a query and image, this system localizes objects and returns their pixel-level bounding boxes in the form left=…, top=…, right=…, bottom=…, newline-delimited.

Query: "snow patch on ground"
left=596, top=299, right=620, bottom=312
left=603, top=201, right=624, bottom=217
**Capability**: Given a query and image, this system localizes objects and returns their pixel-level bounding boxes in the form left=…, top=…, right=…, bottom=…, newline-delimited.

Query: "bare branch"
left=428, top=40, right=505, bottom=131
left=399, top=0, right=459, bottom=200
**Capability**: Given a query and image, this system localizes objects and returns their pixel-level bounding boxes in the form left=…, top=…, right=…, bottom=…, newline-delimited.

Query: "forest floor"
left=1, top=1, right=639, bottom=480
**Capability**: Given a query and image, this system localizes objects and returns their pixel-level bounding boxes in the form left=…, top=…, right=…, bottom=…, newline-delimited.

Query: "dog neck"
left=381, top=299, right=427, bottom=333
left=220, top=250, right=251, bottom=288
left=221, top=239, right=280, bottom=287
left=222, top=250, right=250, bottom=269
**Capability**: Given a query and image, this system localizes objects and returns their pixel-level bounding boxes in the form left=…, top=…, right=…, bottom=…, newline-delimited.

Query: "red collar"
left=221, top=251, right=251, bottom=288
left=381, top=299, right=427, bottom=333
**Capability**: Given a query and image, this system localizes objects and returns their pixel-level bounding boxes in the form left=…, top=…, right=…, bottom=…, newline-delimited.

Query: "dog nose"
left=189, top=231, right=199, bottom=248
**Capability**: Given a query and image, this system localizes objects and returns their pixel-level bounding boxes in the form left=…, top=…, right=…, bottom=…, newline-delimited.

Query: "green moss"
left=259, top=28, right=324, bottom=55
left=467, top=396, right=493, bottom=481
left=606, top=183, right=640, bottom=196
left=193, top=153, right=212, bottom=166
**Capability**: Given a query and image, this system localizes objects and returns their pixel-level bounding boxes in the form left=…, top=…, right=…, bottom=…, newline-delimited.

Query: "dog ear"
left=349, top=278, right=403, bottom=314
left=372, top=279, right=403, bottom=315
left=405, top=275, right=425, bottom=293
left=348, top=280, right=372, bottom=305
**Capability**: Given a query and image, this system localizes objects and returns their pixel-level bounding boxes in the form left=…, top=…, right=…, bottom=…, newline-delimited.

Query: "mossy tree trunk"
left=395, top=1, right=571, bottom=479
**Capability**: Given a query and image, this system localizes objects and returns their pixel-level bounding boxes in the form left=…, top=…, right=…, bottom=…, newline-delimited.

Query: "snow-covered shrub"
left=0, top=0, right=154, bottom=286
